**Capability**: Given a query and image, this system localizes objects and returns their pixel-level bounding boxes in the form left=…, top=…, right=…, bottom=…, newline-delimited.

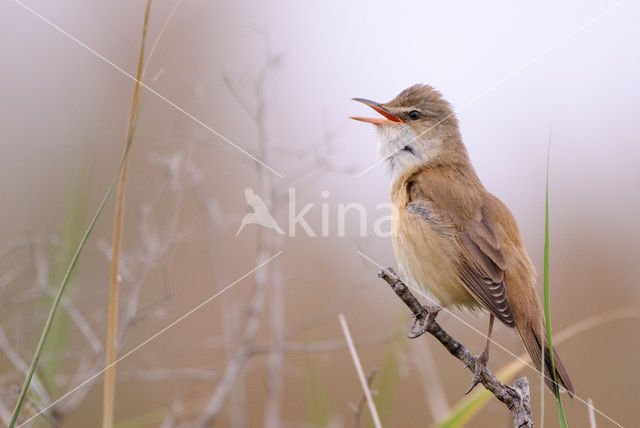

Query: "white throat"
left=376, top=124, right=442, bottom=183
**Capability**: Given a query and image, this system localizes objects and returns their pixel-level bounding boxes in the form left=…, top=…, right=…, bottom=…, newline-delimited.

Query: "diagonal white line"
left=356, top=0, right=625, bottom=178
left=10, top=0, right=284, bottom=178
left=17, top=251, right=283, bottom=427
left=355, top=249, right=624, bottom=427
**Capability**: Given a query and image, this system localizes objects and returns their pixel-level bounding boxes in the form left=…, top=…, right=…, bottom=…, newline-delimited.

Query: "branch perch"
left=378, top=267, right=533, bottom=428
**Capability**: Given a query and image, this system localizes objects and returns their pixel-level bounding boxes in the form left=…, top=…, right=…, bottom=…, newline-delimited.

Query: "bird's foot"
left=464, top=350, right=489, bottom=394
left=407, top=305, right=441, bottom=339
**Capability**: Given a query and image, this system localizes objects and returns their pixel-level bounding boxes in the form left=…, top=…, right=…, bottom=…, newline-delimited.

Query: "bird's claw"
left=465, top=353, right=489, bottom=394
left=407, top=316, right=429, bottom=338
left=407, top=305, right=441, bottom=339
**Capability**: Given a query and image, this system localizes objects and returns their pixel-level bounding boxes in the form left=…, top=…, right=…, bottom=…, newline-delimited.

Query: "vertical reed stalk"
left=102, top=2, right=152, bottom=427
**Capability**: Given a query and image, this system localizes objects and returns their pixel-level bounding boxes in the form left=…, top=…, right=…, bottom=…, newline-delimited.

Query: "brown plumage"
left=352, top=84, right=574, bottom=398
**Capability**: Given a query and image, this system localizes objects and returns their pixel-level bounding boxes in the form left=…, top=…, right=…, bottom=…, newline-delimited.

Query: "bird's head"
left=351, top=84, right=465, bottom=180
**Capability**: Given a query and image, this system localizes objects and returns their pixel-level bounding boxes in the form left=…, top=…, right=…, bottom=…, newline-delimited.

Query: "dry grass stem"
left=339, top=313, right=383, bottom=428
left=102, top=2, right=152, bottom=427
left=588, top=398, right=597, bottom=428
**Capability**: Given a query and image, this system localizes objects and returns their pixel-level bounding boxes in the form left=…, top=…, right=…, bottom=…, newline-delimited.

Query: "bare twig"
left=201, top=42, right=286, bottom=428
left=378, top=267, right=533, bottom=428
left=513, top=378, right=533, bottom=428
left=197, top=33, right=355, bottom=426
left=118, top=153, right=187, bottom=347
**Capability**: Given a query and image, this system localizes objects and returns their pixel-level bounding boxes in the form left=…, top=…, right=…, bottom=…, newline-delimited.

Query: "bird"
left=236, top=187, right=285, bottom=236
left=350, top=84, right=574, bottom=398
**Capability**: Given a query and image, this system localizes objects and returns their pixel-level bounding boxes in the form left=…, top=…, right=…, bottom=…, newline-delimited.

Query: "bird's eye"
left=408, top=110, right=420, bottom=120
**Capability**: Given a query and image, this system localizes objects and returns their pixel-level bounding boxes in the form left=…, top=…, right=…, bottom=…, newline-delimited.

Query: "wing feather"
left=459, top=225, right=514, bottom=325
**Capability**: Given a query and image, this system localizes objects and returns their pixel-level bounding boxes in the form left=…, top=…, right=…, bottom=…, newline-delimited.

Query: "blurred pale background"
left=1, top=0, right=639, bottom=427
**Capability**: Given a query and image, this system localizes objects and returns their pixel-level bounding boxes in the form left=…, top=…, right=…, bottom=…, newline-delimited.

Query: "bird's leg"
left=465, top=314, right=495, bottom=394
left=479, top=314, right=495, bottom=365
left=407, top=305, right=442, bottom=339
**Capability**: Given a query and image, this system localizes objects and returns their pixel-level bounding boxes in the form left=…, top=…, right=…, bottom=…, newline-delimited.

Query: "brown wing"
left=458, top=217, right=514, bottom=326
left=407, top=172, right=515, bottom=326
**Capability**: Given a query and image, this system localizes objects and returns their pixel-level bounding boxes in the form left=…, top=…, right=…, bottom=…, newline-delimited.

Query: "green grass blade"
left=9, top=104, right=144, bottom=428
left=544, top=130, right=568, bottom=428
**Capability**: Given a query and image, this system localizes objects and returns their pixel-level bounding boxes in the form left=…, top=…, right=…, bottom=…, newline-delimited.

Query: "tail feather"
left=518, top=325, right=574, bottom=398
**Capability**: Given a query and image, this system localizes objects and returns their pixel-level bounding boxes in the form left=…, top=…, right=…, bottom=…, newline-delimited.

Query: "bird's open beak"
left=350, top=98, right=403, bottom=125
